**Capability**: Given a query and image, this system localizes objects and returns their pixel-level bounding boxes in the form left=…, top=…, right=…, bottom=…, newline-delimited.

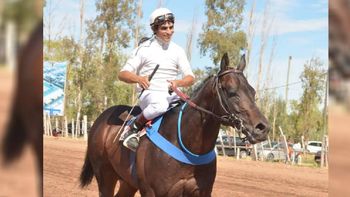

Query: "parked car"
left=216, top=136, right=252, bottom=158
left=216, top=135, right=249, bottom=146
left=306, top=141, right=322, bottom=154
left=257, top=142, right=287, bottom=161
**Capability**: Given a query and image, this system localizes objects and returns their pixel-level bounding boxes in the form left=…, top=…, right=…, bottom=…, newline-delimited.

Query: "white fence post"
left=325, top=135, right=329, bottom=167
left=301, top=135, right=305, bottom=154
left=48, top=115, right=52, bottom=136
left=43, top=112, right=47, bottom=136
left=55, top=117, right=58, bottom=135
left=218, top=132, right=226, bottom=157
left=6, top=21, right=16, bottom=69
left=77, top=119, right=81, bottom=137
left=279, top=126, right=290, bottom=163
left=252, top=144, right=258, bottom=161
left=321, top=135, right=329, bottom=168
left=64, top=116, right=68, bottom=137
left=83, top=115, right=88, bottom=140
left=233, top=128, right=238, bottom=159
left=72, top=119, right=75, bottom=138
left=76, top=112, right=81, bottom=137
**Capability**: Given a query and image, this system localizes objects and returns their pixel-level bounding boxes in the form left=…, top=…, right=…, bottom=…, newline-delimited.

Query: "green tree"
left=44, top=37, right=79, bottom=62
left=2, top=0, right=40, bottom=38
left=266, top=96, right=289, bottom=141
left=76, top=0, right=137, bottom=119
left=187, top=68, right=206, bottom=95
left=293, top=58, right=326, bottom=141
left=198, top=0, right=247, bottom=66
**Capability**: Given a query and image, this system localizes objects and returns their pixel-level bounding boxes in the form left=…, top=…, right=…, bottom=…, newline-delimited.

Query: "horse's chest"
left=150, top=167, right=216, bottom=196
left=165, top=176, right=214, bottom=197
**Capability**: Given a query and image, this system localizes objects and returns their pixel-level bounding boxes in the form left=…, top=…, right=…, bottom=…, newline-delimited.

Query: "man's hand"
left=167, top=80, right=178, bottom=92
left=138, top=75, right=150, bottom=89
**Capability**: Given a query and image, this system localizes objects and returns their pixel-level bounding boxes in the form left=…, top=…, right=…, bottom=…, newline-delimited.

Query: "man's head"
left=150, top=8, right=175, bottom=43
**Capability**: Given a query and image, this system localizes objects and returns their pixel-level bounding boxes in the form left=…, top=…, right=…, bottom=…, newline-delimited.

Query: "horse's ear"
left=220, top=53, right=230, bottom=71
left=237, top=54, right=246, bottom=71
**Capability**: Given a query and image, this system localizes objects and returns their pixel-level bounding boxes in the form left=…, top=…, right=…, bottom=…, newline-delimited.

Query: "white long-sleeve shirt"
left=121, top=37, right=195, bottom=92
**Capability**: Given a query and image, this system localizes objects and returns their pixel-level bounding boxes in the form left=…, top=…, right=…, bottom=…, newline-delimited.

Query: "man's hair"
left=149, top=8, right=174, bottom=33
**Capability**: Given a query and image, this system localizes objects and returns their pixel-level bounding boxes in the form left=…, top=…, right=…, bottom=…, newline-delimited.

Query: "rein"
left=172, top=69, right=245, bottom=133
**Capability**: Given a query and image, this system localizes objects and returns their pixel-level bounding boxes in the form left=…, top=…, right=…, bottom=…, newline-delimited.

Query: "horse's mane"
left=189, top=75, right=214, bottom=97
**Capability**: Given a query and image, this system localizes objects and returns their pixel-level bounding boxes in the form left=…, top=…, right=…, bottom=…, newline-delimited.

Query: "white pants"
left=139, top=90, right=180, bottom=120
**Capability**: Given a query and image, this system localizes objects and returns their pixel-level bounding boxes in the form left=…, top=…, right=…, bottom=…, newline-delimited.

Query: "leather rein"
left=172, top=69, right=246, bottom=133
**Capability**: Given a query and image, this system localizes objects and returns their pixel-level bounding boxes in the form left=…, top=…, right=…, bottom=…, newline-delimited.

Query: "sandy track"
left=0, top=69, right=39, bottom=197
left=44, top=136, right=327, bottom=196
left=0, top=69, right=329, bottom=196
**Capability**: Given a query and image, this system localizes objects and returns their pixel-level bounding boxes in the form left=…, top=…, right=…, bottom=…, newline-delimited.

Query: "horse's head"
left=214, top=53, right=270, bottom=144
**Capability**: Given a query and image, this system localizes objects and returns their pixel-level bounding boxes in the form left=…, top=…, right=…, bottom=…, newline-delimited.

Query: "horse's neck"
left=180, top=79, right=221, bottom=154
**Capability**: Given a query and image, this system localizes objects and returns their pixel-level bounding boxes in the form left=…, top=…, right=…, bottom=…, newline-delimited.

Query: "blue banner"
left=43, top=61, right=67, bottom=116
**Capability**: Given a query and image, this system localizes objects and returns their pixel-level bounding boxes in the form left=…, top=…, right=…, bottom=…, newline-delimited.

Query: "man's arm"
left=169, top=75, right=195, bottom=88
left=118, top=71, right=150, bottom=89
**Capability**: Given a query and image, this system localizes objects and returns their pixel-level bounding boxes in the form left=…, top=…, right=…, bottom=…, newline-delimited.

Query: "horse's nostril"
left=255, top=123, right=266, bottom=132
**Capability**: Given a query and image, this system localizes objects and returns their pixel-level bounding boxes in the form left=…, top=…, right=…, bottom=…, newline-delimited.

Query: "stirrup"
left=123, top=133, right=140, bottom=152
left=119, top=117, right=137, bottom=141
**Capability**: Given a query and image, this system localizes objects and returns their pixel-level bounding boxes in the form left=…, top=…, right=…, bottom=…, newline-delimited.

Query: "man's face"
left=155, top=21, right=174, bottom=43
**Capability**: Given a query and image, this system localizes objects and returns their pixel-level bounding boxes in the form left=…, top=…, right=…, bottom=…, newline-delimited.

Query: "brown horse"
left=1, top=22, right=43, bottom=188
left=80, top=53, right=270, bottom=196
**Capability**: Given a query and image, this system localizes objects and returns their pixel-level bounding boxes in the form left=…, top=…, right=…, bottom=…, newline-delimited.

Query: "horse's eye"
left=227, top=89, right=237, bottom=98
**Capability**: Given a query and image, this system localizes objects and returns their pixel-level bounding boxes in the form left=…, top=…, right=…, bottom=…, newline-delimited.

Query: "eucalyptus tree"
left=198, top=0, right=247, bottom=66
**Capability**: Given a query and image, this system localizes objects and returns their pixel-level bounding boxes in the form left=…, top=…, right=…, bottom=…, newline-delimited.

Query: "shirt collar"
left=155, top=36, right=170, bottom=50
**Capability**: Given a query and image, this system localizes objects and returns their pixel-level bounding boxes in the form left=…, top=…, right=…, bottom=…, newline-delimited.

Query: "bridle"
left=214, top=69, right=246, bottom=133
left=174, top=69, right=246, bottom=136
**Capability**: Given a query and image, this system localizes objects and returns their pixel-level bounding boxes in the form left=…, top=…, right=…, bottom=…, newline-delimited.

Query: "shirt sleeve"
left=178, top=48, right=195, bottom=78
left=120, top=48, right=142, bottom=73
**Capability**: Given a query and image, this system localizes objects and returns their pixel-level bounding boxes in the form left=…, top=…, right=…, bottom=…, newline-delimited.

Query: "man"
left=118, top=8, right=195, bottom=151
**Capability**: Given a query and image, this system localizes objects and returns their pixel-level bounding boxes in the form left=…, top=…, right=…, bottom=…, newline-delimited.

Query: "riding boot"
left=123, top=114, right=148, bottom=152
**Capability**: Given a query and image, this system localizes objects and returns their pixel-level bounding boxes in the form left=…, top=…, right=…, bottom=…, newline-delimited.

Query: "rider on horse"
left=118, top=8, right=195, bottom=151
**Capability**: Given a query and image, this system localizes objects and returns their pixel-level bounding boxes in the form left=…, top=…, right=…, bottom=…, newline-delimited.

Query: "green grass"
left=298, top=153, right=321, bottom=168
left=217, top=152, right=324, bottom=168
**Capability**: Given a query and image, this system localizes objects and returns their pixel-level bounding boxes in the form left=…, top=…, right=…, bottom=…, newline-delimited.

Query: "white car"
left=257, top=142, right=287, bottom=161
left=306, top=141, right=322, bottom=154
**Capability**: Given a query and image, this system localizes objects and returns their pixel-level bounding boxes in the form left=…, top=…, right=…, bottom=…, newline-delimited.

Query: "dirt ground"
left=0, top=68, right=39, bottom=197
left=7, top=69, right=350, bottom=196
left=44, top=136, right=327, bottom=197
left=0, top=69, right=329, bottom=196
left=328, top=102, right=350, bottom=196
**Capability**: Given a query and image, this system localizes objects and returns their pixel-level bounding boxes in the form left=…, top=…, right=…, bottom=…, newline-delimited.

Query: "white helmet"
left=149, top=8, right=174, bottom=26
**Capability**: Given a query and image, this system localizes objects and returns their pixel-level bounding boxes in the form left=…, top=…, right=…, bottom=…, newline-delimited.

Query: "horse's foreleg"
left=138, top=183, right=156, bottom=197
left=114, top=180, right=137, bottom=197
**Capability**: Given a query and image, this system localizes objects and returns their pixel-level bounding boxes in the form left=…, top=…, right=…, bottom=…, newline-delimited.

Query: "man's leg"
left=123, top=113, right=148, bottom=151
left=123, top=91, right=169, bottom=151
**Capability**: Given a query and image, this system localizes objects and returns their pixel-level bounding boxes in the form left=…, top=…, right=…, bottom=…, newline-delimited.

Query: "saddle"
left=119, top=100, right=183, bottom=142
left=119, top=101, right=216, bottom=165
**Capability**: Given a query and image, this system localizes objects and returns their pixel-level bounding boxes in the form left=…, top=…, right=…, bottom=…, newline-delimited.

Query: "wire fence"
left=43, top=114, right=328, bottom=167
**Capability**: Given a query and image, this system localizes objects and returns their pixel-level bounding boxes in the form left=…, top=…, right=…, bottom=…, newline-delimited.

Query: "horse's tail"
left=1, top=109, right=27, bottom=164
left=80, top=151, right=94, bottom=188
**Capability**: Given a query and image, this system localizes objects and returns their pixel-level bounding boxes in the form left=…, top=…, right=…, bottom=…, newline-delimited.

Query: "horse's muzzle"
left=244, top=122, right=270, bottom=144
left=253, top=122, right=270, bottom=142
